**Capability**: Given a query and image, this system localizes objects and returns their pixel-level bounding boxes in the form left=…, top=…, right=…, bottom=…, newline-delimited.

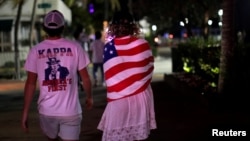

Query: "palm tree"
left=14, top=0, right=25, bottom=80
left=0, top=0, right=6, bottom=6
left=104, top=0, right=120, bottom=20
left=218, top=0, right=234, bottom=94
left=29, top=0, right=37, bottom=48
left=217, top=0, right=236, bottom=95
left=63, top=0, right=76, bottom=8
left=110, top=0, right=120, bottom=11
left=217, top=0, right=250, bottom=110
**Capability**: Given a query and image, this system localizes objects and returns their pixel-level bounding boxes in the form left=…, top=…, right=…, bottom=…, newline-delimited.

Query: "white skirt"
left=97, top=85, right=157, bottom=141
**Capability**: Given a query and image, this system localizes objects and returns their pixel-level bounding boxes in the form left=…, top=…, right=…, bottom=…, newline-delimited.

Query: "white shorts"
left=39, top=114, right=82, bottom=140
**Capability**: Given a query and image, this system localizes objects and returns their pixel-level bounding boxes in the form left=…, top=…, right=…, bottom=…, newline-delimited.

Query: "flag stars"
left=110, top=50, right=113, bottom=54
left=103, top=39, right=118, bottom=63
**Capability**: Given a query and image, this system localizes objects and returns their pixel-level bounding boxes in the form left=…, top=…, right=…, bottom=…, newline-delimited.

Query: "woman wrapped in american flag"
left=97, top=11, right=157, bottom=141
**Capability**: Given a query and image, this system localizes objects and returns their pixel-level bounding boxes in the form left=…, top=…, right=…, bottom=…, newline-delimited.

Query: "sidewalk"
left=0, top=80, right=26, bottom=93
left=0, top=78, right=212, bottom=141
left=2, top=77, right=250, bottom=141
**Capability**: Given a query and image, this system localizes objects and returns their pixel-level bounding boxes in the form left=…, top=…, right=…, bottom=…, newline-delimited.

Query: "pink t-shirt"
left=24, top=38, right=90, bottom=116
left=89, top=39, right=105, bottom=63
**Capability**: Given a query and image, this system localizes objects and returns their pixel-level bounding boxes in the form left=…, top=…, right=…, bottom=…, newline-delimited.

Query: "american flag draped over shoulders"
left=103, top=35, right=154, bottom=102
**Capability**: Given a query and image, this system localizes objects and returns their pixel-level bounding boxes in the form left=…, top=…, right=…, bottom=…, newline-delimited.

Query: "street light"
left=208, top=19, right=213, bottom=26
left=218, top=9, right=223, bottom=40
left=180, top=21, right=185, bottom=27
left=218, top=9, right=223, bottom=17
left=218, top=9, right=223, bottom=27
left=152, top=25, right=157, bottom=31
left=207, top=20, right=213, bottom=36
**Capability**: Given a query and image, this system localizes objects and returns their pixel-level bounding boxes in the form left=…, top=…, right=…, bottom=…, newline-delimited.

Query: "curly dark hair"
left=107, top=11, right=140, bottom=37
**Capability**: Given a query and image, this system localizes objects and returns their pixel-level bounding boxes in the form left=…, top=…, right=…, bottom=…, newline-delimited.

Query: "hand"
left=21, top=113, right=29, bottom=133
left=85, top=97, right=93, bottom=110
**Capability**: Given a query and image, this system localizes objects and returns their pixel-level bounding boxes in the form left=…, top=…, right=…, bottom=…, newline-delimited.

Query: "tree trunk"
left=218, top=0, right=250, bottom=112
left=29, top=0, right=37, bottom=49
left=14, top=0, right=24, bottom=80
left=218, top=0, right=236, bottom=95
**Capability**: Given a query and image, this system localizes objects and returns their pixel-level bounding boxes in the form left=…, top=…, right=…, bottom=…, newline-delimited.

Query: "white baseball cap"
left=44, top=10, right=65, bottom=29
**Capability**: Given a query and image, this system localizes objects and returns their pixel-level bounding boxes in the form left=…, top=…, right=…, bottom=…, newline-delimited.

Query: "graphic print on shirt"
left=43, top=57, right=70, bottom=92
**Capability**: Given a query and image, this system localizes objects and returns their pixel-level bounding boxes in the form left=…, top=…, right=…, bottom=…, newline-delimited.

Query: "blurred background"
left=0, top=0, right=250, bottom=99
left=0, top=0, right=221, bottom=76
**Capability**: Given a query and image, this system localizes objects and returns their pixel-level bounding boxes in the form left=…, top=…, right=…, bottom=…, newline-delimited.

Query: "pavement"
left=1, top=48, right=250, bottom=141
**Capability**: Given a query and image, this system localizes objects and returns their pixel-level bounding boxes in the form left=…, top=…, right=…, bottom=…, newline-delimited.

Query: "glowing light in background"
left=88, top=3, right=94, bottom=14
